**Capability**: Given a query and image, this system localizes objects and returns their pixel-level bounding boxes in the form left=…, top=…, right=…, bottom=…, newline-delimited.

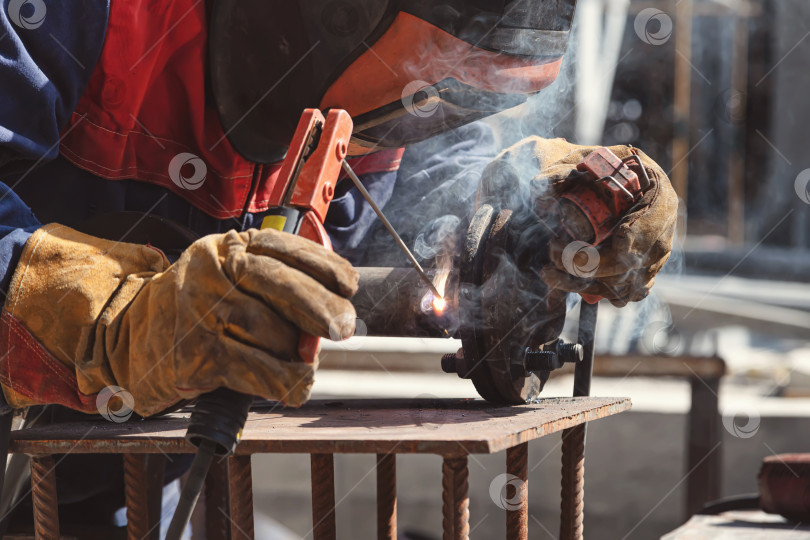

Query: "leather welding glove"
left=1, top=225, right=358, bottom=416
left=477, top=137, right=678, bottom=307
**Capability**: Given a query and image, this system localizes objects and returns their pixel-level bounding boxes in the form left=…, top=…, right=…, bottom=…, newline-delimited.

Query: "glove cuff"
left=0, top=224, right=169, bottom=410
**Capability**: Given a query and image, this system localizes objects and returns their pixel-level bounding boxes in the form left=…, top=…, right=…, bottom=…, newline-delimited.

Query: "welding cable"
left=697, top=494, right=760, bottom=515
left=165, top=440, right=217, bottom=540
left=341, top=160, right=443, bottom=299
left=0, top=409, right=13, bottom=538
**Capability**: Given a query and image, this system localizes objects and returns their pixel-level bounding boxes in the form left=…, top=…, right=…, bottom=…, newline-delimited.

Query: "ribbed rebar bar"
left=228, top=455, right=255, bottom=539
left=441, top=457, right=469, bottom=540
left=376, top=453, right=397, bottom=540
left=311, top=453, right=336, bottom=540
left=506, top=443, right=528, bottom=540
left=204, top=457, right=230, bottom=540
left=30, top=455, right=59, bottom=540
left=560, top=425, right=586, bottom=540
left=124, top=454, right=166, bottom=540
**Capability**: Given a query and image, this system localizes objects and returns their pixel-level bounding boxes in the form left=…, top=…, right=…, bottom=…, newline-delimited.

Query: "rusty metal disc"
left=458, top=204, right=505, bottom=403
left=477, top=209, right=568, bottom=404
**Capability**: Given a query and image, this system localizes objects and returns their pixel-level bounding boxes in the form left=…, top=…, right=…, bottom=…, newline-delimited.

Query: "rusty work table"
left=10, top=396, right=630, bottom=540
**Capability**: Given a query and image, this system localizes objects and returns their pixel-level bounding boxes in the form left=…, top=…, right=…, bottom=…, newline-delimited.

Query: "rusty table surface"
left=9, top=397, right=630, bottom=456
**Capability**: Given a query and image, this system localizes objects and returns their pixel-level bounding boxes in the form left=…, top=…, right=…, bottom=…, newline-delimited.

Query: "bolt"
left=557, top=342, right=584, bottom=363
left=441, top=353, right=458, bottom=374
left=524, top=349, right=558, bottom=373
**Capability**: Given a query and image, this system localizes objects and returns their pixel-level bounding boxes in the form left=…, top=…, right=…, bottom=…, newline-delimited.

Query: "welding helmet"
left=209, top=0, right=577, bottom=163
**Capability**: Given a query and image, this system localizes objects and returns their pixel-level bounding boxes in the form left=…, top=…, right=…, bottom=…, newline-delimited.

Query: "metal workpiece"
left=354, top=267, right=459, bottom=338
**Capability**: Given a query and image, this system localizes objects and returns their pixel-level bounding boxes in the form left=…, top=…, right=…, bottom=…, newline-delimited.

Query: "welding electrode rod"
left=342, top=160, right=443, bottom=299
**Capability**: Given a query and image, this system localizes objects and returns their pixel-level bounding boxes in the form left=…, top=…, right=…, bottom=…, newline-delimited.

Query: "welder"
left=0, top=0, right=677, bottom=534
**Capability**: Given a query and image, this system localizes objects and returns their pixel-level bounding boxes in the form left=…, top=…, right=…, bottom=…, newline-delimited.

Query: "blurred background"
left=248, top=1, right=810, bottom=538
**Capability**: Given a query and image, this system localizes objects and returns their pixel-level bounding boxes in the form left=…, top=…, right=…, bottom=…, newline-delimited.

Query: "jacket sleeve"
left=0, top=0, right=109, bottom=287
left=0, top=182, right=39, bottom=294
left=0, top=0, right=109, bottom=169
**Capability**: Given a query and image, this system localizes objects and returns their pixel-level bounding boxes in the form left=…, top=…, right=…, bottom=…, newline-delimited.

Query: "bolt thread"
left=441, top=354, right=458, bottom=374
left=558, top=342, right=584, bottom=363
left=524, top=350, right=556, bottom=372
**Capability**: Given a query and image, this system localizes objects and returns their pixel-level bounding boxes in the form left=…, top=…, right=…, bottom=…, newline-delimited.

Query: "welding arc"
left=342, top=160, right=443, bottom=300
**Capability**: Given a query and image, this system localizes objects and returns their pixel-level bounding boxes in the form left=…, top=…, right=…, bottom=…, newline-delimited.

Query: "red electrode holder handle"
left=559, top=147, right=648, bottom=246
left=557, top=147, right=651, bottom=304
left=267, top=108, right=354, bottom=364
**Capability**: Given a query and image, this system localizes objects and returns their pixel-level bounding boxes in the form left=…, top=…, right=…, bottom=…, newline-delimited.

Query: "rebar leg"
left=30, top=455, right=59, bottom=540
left=204, top=457, right=230, bottom=540
left=560, top=425, right=586, bottom=540
left=311, top=453, right=336, bottom=540
left=228, top=455, right=254, bottom=539
left=376, top=453, right=397, bottom=540
left=441, top=457, right=469, bottom=540
left=506, top=443, right=528, bottom=540
left=125, top=454, right=165, bottom=540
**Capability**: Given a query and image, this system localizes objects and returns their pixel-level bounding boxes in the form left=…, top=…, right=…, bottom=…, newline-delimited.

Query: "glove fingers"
left=244, top=229, right=359, bottom=297
left=539, top=267, right=605, bottom=297
left=225, top=251, right=357, bottom=340
left=216, top=338, right=316, bottom=408
left=219, top=289, right=301, bottom=362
